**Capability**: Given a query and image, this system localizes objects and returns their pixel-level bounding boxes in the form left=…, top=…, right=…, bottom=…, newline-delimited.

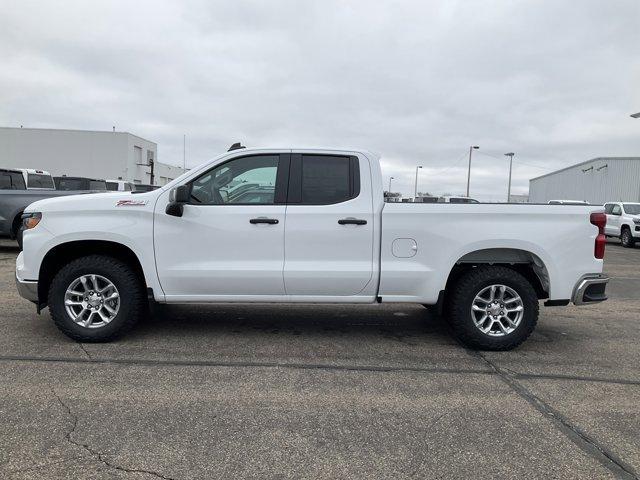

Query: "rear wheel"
left=48, top=255, right=145, bottom=342
left=447, top=266, right=539, bottom=351
left=621, top=228, right=635, bottom=248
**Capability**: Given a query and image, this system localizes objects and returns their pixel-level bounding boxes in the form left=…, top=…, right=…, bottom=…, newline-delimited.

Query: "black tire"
left=15, top=225, right=25, bottom=250
left=447, top=266, right=539, bottom=351
left=621, top=228, right=635, bottom=248
left=48, top=255, right=145, bottom=342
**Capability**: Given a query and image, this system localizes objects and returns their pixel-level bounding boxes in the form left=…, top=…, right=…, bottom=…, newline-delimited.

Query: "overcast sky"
left=1, top=0, right=638, bottom=200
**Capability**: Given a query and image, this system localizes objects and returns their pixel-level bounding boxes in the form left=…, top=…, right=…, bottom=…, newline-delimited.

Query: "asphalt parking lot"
left=0, top=239, right=638, bottom=479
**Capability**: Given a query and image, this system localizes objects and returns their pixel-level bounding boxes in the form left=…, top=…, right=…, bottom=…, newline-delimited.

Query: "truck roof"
left=14, top=168, right=52, bottom=175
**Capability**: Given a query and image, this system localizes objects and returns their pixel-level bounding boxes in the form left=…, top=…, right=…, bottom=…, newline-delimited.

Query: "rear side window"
left=611, top=204, right=622, bottom=215
left=27, top=174, right=54, bottom=189
left=106, top=182, right=119, bottom=191
left=289, top=154, right=360, bottom=205
left=0, top=172, right=26, bottom=190
left=604, top=204, right=614, bottom=214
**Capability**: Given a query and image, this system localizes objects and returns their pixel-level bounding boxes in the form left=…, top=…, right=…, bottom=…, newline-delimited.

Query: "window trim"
left=186, top=153, right=290, bottom=206
left=287, top=154, right=361, bottom=206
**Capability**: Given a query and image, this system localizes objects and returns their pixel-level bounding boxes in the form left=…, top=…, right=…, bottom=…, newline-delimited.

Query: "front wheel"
left=48, top=255, right=145, bottom=342
left=621, top=228, right=635, bottom=248
left=447, top=266, right=539, bottom=351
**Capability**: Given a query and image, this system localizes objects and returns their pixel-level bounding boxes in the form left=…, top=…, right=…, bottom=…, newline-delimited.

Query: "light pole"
left=414, top=166, right=422, bottom=200
left=388, top=176, right=394, bottom=192
left=466, top=146, right=479, bottom=197
left=504, top=152, right=515, bottom=202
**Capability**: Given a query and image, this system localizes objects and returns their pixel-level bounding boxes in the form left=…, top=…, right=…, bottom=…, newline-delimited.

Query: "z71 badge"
left=116, top=199, right=148, bottom=207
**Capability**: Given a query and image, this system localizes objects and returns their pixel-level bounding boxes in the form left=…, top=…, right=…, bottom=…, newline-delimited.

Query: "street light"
left=388, top=176, right=394, bottom=191
left=504, top=153, right=515, bottom=203
left=414, top=166, right=423, bottom=199
left=466, top=146, right=479, bottom=197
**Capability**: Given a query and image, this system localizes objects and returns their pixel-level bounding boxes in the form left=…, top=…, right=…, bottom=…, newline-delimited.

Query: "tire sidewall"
left=49, top=257, right=141, bottom=341
left=621, top=229, right=632, bottom=247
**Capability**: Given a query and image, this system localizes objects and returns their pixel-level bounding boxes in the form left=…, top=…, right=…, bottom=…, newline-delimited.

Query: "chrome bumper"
left=572, top=274, right=609, bottom=305
left=15, top=275, right=38, bottom=303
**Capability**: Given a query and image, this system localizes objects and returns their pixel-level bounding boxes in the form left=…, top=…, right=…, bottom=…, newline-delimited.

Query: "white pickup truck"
left=16, top=147, right=609, bottom=350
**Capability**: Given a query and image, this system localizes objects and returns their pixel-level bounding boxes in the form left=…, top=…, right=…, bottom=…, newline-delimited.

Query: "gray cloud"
left=1, top=0, right=638, bottom=200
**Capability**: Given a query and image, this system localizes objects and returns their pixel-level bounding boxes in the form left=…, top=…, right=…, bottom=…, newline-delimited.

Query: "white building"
left=529, top=157, right=640, bottom=204
left=0, top=127, right=185, bottom=186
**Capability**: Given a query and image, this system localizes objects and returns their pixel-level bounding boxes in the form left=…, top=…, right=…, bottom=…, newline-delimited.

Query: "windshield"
left=0, top=171, right=26, bottom=190
left=27, top=173, right=55, bottom=189
left=623, top=204, right=640, bottom=215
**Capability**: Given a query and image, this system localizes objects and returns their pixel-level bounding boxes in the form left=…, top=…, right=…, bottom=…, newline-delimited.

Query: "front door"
left=283, top=153, right=375, bottom=297
left=154, top=153, right=289, bottom=300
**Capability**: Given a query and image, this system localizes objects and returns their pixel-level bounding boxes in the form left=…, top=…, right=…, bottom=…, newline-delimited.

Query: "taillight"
left=590, top=212, right=606, bottom=259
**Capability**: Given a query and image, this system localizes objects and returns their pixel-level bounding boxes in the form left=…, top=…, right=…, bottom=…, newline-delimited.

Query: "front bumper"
left=572, top=274, right=609, bottom=305
left=15, top=251, right=38, bottom=303
left=15, top=275, right=38, bottom=303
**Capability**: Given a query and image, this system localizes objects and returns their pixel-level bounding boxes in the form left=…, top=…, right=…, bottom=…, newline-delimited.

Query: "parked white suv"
left=604, top=202, right=640, bottom=248
left=16, top=147, right=609, bottom=350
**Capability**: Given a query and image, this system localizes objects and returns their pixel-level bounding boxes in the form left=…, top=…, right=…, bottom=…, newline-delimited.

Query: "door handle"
left=250, top=218, right=279, bottom=224
left=338, top=218, right=367, bottom=225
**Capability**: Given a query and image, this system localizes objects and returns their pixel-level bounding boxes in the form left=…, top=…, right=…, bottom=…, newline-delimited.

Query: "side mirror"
left=166, top=185, right=190, bottom=217
left=171, top=185, right=190, bottom=203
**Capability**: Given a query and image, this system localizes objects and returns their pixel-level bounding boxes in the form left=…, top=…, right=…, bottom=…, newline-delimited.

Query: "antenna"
left=228, top=142, right=245, bottom=152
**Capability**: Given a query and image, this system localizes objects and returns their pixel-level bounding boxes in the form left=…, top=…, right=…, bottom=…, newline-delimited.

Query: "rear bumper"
left=572, top=274, right=609, bottom=305
left=15, top=275, right=38, bottom=303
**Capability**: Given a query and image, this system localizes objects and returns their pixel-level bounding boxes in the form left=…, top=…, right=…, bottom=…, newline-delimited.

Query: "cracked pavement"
left=0, top=239, right=638, bottom=479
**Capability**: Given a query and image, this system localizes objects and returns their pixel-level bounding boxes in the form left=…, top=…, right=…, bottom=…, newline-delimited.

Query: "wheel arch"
left=444, top=248, right=551, bottom=300
left=10, top=210, right=24, bottom=239
left=38, top=240, right=147, bottom=307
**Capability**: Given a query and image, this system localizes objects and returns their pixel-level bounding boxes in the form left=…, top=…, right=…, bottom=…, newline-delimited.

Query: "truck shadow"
left=0, top=244, right=19, bottom=254
left=130, top=303, right=454, bottom=345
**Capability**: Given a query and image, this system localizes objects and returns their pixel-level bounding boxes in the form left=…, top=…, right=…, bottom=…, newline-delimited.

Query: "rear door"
left=283, top=153, right=375, bottom=297
left=609, top=204, right=623, bottom=236
left=604, top=203, right=616, bottom=235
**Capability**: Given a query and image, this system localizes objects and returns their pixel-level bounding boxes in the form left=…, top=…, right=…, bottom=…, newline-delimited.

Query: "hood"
left=24, top=190, right=160, bottom=213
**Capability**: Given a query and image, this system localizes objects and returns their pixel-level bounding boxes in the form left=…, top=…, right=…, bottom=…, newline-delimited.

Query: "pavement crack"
left=476, top=353, right=639, bottom=480
left=52, top=389, right=177, bottom=480
left=77, top=343, right=92, bottom=360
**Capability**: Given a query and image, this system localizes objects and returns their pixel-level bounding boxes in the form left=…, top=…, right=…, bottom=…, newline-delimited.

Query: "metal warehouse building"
left=529, top=157, right=640, bottom=205
left=0, top=127, right=185, bottom=186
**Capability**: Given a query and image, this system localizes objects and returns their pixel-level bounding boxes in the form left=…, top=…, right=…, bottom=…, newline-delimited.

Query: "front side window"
left=190, top=155, right=279, bottom=205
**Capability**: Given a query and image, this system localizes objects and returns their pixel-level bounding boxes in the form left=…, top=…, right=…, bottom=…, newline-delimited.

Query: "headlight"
left=22, top=212, right=42, bottom=230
